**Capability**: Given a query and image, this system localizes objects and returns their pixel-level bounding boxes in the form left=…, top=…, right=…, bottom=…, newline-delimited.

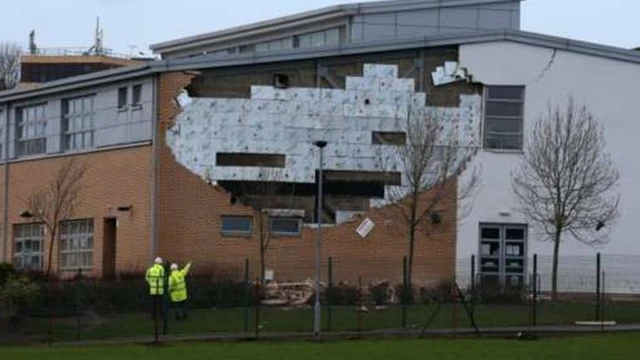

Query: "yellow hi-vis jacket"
left=145, top=264, right=165, bottom=295
left=169, top=262, right=192, bottom=302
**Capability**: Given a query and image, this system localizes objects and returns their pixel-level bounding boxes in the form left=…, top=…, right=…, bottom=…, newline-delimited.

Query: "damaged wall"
left=154, top=49, right=481, bottom=285
left=166, top=63, right=482, bottom=214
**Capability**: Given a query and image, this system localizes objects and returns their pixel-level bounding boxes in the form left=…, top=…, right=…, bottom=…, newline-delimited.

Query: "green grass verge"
left=2, top=333, right=640, bottom=360
left=6, top=301, right=640, bottom=343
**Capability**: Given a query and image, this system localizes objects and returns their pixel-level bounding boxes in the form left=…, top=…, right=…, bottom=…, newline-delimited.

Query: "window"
left=221, top=216, right=253, bottom=236
left=62, top=95, right=95, bottom=151
left=239, top=44, right=255, bottom=53
left=269, top=217, right=302, bottom=236
left=294, top=27, right=342, bottom=49
left=15, top=103, right=47, bottom=156
left=483, top=86, right=524, bottom=150
left=59, top=219, right=94, bottom=270
left=216, top=153, right=286, bottom=168
left=372, top=131, right=407, bottom=145
left=132, top=85, right=142, bottom=107
left=13, top=223, right=44, bottom=270
left=117, top=87, right=128, bottom=110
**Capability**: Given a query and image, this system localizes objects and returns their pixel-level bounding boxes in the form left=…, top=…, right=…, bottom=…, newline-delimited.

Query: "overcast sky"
left=1, top=0, right=638, bottom=56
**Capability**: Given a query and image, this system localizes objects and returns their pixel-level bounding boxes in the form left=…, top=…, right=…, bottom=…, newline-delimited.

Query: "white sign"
left=356, top=217, right=375, bottom=238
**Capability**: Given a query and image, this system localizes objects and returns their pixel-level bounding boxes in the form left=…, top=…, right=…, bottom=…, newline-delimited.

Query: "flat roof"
left=3, top=28, right=640, bottom=102
left=149, top=0, right=522, bottom=54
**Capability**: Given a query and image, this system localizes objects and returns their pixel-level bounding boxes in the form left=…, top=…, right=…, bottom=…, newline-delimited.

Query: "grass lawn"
left=7, top=301, right=640, bottom=342
left=2, top=333, right=640, bottom=360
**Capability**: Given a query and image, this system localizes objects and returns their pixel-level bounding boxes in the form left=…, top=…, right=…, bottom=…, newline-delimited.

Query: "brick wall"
left=156, top=47, right=470, bottom=286
left=6, top=147, right=152, bottom=277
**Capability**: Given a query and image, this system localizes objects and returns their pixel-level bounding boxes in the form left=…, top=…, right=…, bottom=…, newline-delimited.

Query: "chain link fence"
left=1, top=253, right=640, bottom=345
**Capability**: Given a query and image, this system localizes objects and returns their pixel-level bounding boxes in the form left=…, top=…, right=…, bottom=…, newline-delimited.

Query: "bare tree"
left=24, top=158, right=88, bottom=276
left=512, top=97, right=619, bottom=300
left=230, top=167, right=299, bottom=284
left=0, top=42, right=21, bottom=90
left=378, top=105, right=480, bottom=288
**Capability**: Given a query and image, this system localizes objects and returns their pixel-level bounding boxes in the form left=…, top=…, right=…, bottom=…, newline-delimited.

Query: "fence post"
left=402, top=256, right=407, bottom=329
left=154, top=278, right=159, bottom=344
left=532, top=254, right=538, bottom=328
left=75, top=268, right=82, bottom=341
left=601, top=271, right=606, bottom=330
left=243, top=259, right=249, bottom=332
left=254, top=276, right=260, bottom=338
left=327, top=257, right=333, bottom=332
left=163, top=264, right=169, bottom=335
left=357, top=276, right=362, bottom=339
left=470, top=254, right=476, bottom=294
left=595, top=252, right=601, bottom=321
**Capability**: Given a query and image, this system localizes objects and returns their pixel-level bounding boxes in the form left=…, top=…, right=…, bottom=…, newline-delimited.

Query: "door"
left=102, top=218, right=117, bottom=279
left=478, top=223, right=527, bottom=289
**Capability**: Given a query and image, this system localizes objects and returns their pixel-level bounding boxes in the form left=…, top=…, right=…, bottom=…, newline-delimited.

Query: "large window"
left=62, top=95, right=95, bottom=151
left=294, top=27, right=341, bottom=49
left=221, top=216, right=253, bottom=237
left=13, top=223, right=44, bottom=270
left=483, top=86, right=525, bottom=150
left=15, top=103, right=47, bottom=156
left=59, top=219, right=94, bottom=270
left=269, top=217, right=302, bottom=237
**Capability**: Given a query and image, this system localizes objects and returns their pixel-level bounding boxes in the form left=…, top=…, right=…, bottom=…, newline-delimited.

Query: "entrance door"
left=102, top=218, right=117, bottom=279
left=478, top=223, right=527, bottom=289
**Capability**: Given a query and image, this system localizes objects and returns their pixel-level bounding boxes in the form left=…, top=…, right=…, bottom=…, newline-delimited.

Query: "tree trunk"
left=406, top=195, right=419, bottom=300
left=551, top=230, right=562, bottom=301
left=46, top=231, right=55, bottom=277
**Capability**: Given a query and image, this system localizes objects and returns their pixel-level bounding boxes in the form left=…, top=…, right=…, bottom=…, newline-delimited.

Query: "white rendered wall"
left=457, top=41, right=640, bottom=293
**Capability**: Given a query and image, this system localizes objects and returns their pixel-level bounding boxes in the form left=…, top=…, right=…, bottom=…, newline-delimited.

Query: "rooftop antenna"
left=28, top=29, right=38, bottom=55
left=95, top=17, right=104, bottom=55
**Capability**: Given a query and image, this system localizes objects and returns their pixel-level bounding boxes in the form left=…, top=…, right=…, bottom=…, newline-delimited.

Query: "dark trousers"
left=172, top=300, right=188, bottom=320
left=150, top=294, right=164, bottom=319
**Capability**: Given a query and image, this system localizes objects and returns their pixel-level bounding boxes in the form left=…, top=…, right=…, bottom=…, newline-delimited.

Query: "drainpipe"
left=149, top=74, right=159, bottom=262
left=2, top=103, right=10, bottom=263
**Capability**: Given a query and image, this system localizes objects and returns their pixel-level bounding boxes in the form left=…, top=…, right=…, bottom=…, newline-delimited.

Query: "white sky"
left=0, top=0, right=638, bottom=56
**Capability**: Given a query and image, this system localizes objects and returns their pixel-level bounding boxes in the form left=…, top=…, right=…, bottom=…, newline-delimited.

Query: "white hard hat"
left=171, top=263, right=178, bottom=270
left=154, top=257, right=163, bottom=264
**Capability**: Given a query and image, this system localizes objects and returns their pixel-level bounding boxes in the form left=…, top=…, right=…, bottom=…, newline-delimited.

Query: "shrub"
left=324, top=282, right=361, bottom=306
left=0, top=263, right=17, bottom=287
left=0, top=275, right=40, bottom=321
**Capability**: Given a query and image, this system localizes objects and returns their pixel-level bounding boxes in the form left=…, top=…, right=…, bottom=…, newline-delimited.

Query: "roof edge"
left=149, top=0, right=522, bottom=54
left=5, top=28, right=640, bottom=103
left=150, top=5, right=350, bottom=53
left=0, top=64, right=153, bottom=102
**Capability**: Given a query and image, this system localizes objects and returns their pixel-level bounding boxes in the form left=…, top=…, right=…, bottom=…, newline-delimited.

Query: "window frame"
left=15, top=103, right=47, bottom=157
left=483, top=85, right=525, bottom=151
left=117, top=87, right=128, bottom=110
left=221, top=215, right=254, bottom=237
left=132, top=84, right=143, bottom=109
left=61, top=95, right=96, bottom=152
left=59, top=219, right=94, bottom=271
left=13, top=223, right=44, bottom=271
left=268, top=216, right=302, bottom=237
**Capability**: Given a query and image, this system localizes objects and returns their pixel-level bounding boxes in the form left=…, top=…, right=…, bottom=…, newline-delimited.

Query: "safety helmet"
left=154, top=257, right=163, bottom=264
left=170, top=263, right=178, bottom=271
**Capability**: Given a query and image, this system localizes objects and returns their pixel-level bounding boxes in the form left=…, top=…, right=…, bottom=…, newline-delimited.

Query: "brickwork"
left=155, top=47, right=471, bottom=286
left=6, top=147, right=152, bottom=277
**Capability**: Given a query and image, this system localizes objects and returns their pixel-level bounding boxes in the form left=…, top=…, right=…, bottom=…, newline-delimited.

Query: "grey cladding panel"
left=396, top=10, right=440, bottom=27
left=478, top=9, right=513, bottom=29
left=362, top=23, right=397, bottom=41
left=361, top=13, right=398, bottom=41
left=438, top=8, right=480, bottom=31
